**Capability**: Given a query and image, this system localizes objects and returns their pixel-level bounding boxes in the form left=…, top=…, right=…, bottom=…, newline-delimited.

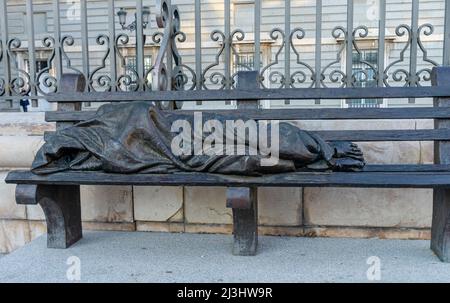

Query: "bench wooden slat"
left=45, top=86, right=450, bottom=103
left=45, top=107, right=450, bottom=123
left=6, top=169, right=450, bottom=188
left=315, top=129, right=447, bottom=141
left=42, top=129, right=449, bottom=142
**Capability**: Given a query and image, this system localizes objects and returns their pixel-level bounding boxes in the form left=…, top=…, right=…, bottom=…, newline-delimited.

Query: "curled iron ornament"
left=0, top=40, right=5, bottom=96
left=320, top=26, right=347, bottom=88
left=89, top=34, right=112, bottom=92
left=36, top=36, right=57, bottom=95
left=141, top=31, right=166, bottom=91
left=172, top=32, right=197, bottom=91
left=350, top=26, right=378, bottom=87
left=7, top=38, right=31, bottom=96
left=61, top=35, right=83, bottom=76
left=229, top=29, right=248, bottom=89
left=171, top=27, right=197, bottom=91
left=151, top=0, right=171, bottom=93
left=115, top=33, right=138, bottom=92
left=290, top=27, right=315, bottom=88
left=202, top=30, right=227, bottom=90
left=260, top=28, right=286, bottom=89
left=383, top=24, right=411, bottom=87
left=415, top=23, right=438, bottom=86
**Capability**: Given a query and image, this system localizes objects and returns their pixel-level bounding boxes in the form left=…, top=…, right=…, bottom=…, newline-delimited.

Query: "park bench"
left=6, top=67, right=450, bottom=262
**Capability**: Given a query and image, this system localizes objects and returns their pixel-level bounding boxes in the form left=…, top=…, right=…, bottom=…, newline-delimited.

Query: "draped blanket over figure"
left=31, top=102, right=365, bottom=175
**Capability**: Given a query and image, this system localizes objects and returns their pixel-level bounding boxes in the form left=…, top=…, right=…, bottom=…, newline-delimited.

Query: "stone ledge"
left=134, top=221, right=431, bottom=240
left=0, top=112, right=54, bottom=136
left=82, top=222, right=136, bottom=232
left=0, top=136, right=44, bottom=168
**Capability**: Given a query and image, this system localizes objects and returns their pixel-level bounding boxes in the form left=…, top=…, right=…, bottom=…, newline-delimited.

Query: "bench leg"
left=227, top=187, right=258, bottom=256
left=16, top=184, right=82, bottom=249
left=431, top=189, right=450, bottom=262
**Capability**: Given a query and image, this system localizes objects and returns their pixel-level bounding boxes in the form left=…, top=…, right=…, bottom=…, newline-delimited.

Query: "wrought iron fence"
left=0, top=0, right=449, bottom=110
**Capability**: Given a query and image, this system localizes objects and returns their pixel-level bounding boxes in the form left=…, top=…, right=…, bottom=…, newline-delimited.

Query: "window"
left=233, top=52, right=262, bottom=74
left=347, top=49, right=382, bottom=108
left=124, top=56, right=152, bottom=91
left=25, top=12, right=48, bottom=35
left=25, top=59, right=49, bottom=77
left=233, top=1, right=254, bottom=32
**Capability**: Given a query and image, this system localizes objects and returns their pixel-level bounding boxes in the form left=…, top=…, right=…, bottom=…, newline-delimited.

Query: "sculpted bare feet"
left=329, top=141, right=364, bottom=161
left=327, top=141, right=365, bottom=171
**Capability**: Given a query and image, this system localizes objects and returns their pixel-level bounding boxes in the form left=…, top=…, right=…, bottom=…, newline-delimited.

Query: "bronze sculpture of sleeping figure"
left=31, top=102, right=365, bottom=175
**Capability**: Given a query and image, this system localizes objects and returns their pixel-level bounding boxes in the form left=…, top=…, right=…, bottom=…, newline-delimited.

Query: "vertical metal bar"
left=345, top=0, right=354, bottom=87
left=0, top=0, right=10, bottom=99
left=377, top=0, right=386, bottom=87
left=26, top=0, right=36, bottom=99
left=195, top=0, right=202, bottom=90
left=108, top=0, right=117, bottom=91
left=80, top=0, right=89, bottom=92
left=53, top=0, right=63, bottom=90
left=284, top=0, right=291, bottom=88
left=254, top=0, right=261, bottom=72
left=443, top=0, right=450, bottom=66
left=167, top=3, right=173, bottom=92
left=409, top=0, right=419, bottom=103
left=136, top=0, right=145, bottom=91
left=224, top=0, right=231, bottom=89
left=314, top=0, right=322, bottom=104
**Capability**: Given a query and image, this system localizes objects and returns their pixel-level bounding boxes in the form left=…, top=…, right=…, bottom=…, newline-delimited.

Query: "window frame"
left=340, top=38, right=391, bottom=109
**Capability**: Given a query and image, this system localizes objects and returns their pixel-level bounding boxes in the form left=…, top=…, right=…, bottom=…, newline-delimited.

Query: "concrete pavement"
left=0, top=231, right=449, bottom=283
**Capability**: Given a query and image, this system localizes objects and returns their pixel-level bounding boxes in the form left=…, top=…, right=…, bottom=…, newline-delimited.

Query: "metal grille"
left=0, top=0, right=448, bottom=110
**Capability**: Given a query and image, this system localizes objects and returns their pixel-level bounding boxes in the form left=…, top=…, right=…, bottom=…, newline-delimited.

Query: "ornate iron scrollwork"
left=416, top=23, right=438, bottom=86
left=351, top=26, right=377, bottom=87
left=383, top=24, right=411, bottom=87
left=202, top=30, right=227, bottom=90
left=170, top=7, right=196, bottom=91
left=7, top=38, right=31, bottom=96
left=320, top=26, right=348, bottom=88
left=147, top=0, right=193, bottom=108
left=89, top=34, right=112, bottom=92
left=290, top=27, right=315, bottom=88
left=383, top=23, right=438, bottom=87
left=116, top=33, right=137, bottom=92
left=0, top=40, right=5, bottom=96
left=260, top=28, right=286, bottom=89
left=61, top=35, right=83, bottom=76
left=36, top=37, right=57, bottom=95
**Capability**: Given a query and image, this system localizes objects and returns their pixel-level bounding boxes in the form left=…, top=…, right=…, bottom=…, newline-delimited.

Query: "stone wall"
left=0, top=113, right=434, bottom=254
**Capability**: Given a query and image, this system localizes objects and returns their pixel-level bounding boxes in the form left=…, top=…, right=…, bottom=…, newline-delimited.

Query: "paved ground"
left=0, top=231, right=449, bottom=283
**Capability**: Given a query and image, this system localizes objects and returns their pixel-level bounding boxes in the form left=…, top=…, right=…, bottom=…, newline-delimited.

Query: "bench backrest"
left=45, top=68, right=450, bottom=144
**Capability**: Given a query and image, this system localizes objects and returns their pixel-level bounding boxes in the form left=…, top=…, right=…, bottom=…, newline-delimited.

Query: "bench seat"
left=6, top=166, right=450, bottom=188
